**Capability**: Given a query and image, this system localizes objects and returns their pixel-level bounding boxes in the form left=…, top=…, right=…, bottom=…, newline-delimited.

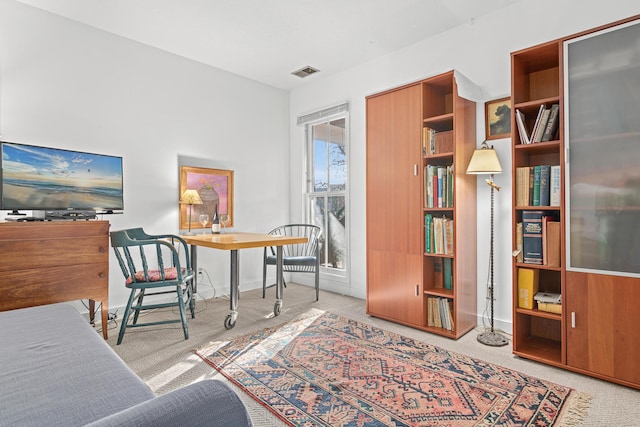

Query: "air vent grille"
left=291, top=66, right=320, bottom=78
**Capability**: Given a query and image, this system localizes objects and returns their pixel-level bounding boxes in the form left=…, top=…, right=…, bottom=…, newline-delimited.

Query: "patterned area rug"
left=197, top=310, right=590, bottom=426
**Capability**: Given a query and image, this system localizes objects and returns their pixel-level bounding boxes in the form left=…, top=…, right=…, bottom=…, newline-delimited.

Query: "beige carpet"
left=106, top=283, right=640, bottom=426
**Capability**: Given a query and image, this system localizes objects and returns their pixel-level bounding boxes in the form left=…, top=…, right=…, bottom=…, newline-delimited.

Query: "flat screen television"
left=0, top=141, right=124, bottom=213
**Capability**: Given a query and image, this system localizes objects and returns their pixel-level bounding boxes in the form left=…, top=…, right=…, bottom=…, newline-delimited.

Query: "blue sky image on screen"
left=2, top=142, right=123, bottom=210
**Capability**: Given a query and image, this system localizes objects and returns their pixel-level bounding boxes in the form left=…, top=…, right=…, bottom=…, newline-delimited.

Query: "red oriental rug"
left=197, top=311, right=590, bottom=426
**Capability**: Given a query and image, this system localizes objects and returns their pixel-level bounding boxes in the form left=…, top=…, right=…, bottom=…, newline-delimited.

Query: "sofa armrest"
left=84, top=380, right=252, bottom=427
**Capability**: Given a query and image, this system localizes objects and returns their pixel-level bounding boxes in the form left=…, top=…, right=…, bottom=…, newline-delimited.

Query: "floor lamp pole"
left=477, top=174, right=508, bottom=347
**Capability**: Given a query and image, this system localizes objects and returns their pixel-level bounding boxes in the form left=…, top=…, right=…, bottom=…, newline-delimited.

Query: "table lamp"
left=466, top=141, right=508, bottom=347
left=180, top=189, right=203, bottom=236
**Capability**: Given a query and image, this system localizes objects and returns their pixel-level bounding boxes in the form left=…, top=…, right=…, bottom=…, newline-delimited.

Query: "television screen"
left=1, top=141, right=124, bottom=212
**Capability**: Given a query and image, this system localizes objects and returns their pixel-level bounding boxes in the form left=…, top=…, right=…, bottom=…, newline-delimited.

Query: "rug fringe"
left=556, top=391, right=592, bottom=426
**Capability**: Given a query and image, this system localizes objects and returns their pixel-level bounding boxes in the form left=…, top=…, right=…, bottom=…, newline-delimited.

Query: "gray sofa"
left=0, top=303, right=253, bottom=426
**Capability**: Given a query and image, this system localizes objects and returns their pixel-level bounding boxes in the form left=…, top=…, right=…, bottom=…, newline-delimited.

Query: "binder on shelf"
left=518, top=268, right=539, bottom=309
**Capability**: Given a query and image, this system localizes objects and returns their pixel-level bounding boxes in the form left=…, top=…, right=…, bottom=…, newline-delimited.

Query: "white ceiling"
left=17, top=0, right=521, bottom=91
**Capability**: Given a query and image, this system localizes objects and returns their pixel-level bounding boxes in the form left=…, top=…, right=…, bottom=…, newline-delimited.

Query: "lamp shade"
left=466, top=141, right=502, bottom=175
left=180, top=189, right=203, bottom=205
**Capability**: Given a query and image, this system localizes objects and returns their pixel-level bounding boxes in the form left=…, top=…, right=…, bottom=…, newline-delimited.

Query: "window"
left=301, top=105, right=348, bottom=277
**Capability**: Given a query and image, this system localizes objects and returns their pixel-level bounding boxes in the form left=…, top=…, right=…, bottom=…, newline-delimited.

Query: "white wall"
left=0, top=0, right=291, bottom=311
left=289, top=0, right=640, bottom=332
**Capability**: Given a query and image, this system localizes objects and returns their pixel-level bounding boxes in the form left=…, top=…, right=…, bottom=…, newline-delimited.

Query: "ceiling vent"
left=291, top=66, right=320, bottom=78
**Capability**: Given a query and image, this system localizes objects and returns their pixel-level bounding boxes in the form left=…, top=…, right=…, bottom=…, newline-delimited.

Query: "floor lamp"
left=466, top=141, right=508, bottom=347
left=180, top=189, right=203, bottom=236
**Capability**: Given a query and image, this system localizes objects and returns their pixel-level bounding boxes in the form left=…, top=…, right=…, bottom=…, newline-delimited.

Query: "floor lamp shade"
left=466, top=141, right=507, bottom=347
left=466, top=141, right=502, bottom=175
left=180, top=189, right=203, bottom=235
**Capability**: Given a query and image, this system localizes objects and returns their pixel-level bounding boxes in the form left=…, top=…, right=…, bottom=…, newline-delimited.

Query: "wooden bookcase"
left=366, top=70, right=477, bottom=339
left=511, top=40, right=565, bottom=366
left=511, top=15, right=640, bottom=389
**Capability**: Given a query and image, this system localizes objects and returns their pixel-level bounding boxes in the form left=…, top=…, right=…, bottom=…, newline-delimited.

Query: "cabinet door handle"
left=99, top=246, right=105, bottom=253
left=571, top=312, right=576, bottom=328
left=414, top=164, right=418, bottom=176
left=415, top=284, right=419, bottom=296
left=99, top=272, right=105, bottom=279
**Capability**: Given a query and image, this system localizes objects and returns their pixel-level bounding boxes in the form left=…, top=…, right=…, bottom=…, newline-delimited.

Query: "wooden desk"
left=0, top=221, right=110, bottom=338
left=182, top=232, right=307, bottom=329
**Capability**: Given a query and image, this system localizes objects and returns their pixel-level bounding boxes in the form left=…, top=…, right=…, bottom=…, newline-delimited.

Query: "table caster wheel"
left=224, top=314, right=236, bottom=330
left=273, top=302, right=281, bottom=316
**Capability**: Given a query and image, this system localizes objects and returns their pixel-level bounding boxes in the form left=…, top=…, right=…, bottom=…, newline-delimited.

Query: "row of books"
left=433, top=258, right=453, bottom=290
left=427, top=297, right=454, bottom=331
left=422, top=128, right=453, bottom=155
left=425, top=214, right=453, bottom=255
left=515, top=103, right=560, bottom=144
left=515, top=165, right=560, bottom=207
left=424, top=164, right=453, bottom=208
left=516, top=210, right=560, bottom=266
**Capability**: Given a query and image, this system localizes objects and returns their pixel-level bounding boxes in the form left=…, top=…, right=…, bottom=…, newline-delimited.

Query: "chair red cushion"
left=126, top=267, right=178, bottom=284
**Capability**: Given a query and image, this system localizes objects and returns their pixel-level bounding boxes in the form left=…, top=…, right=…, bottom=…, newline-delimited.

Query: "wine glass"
left=220, top=214, right=230, bottom=232
left=198, top=214, right=209, bottom=234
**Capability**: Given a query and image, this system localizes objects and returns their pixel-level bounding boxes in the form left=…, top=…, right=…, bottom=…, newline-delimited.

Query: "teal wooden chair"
left=110, top=228, right=195, bottom=345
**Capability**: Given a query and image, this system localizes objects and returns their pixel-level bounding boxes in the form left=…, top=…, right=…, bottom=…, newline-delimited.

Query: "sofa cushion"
left=0, top=303, right=155, bottom=426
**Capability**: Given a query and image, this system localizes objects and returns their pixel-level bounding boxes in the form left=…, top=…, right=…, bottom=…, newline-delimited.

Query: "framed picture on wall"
left=485, top=97, right=511, bottom=140
left=179, top=166, right=234, bottom=230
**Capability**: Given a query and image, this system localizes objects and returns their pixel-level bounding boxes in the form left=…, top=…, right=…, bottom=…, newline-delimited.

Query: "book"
left=539, top=164, right=550, bottom=206
left=532, top=165, right=541, bottom=206
left=529, top=105, right=545, bottom=143
left=446, top=165, right=454, bottom=208
left=537, top=302, right=562, bottom=314
left=550, top=165, right=561, bottom=207
left=425, top=214, right=433, bottom=253
left=437, top=166, right=445, bottom=207
left=546, top=221, right=561, bottom=267
left=517, top=268, right=539, bottom=309
left=444, top=218, right=454, bottom=255
left=541, top=104, right=560, bottom=142
left=515, top=109, right=530, bottom=144
left=528, top=167, right=535, bottom=207
left=516, top=167, right=530, bottom=206
left=532, top=107, right=550, bottom=143
left=522, top=210, right=544, bottom=264
left=433, top=258, right=444, bottom=288
left=516, top=222, right=523, bottom=263
left=443, top=258, right=453, bottom=290
left=423, top=127, right=436, bottom=154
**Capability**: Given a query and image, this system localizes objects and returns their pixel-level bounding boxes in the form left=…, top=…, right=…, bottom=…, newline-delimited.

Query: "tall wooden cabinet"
left=366, top=70, right=477, bottom=339
left=511, top=16, right=640, bottom=389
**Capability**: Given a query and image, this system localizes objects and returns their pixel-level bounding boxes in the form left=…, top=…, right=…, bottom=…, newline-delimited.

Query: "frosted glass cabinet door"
left=564, top=18, right=640, bottom=276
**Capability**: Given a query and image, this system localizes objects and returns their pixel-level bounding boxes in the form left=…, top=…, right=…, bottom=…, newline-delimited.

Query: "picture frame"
left=179, top=166, right=234, bottom=230
left=485, top=97, right=511, bottom=140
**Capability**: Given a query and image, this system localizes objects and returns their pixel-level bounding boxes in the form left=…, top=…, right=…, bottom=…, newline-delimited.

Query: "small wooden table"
left=182, top=232, right=307, bottom=329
